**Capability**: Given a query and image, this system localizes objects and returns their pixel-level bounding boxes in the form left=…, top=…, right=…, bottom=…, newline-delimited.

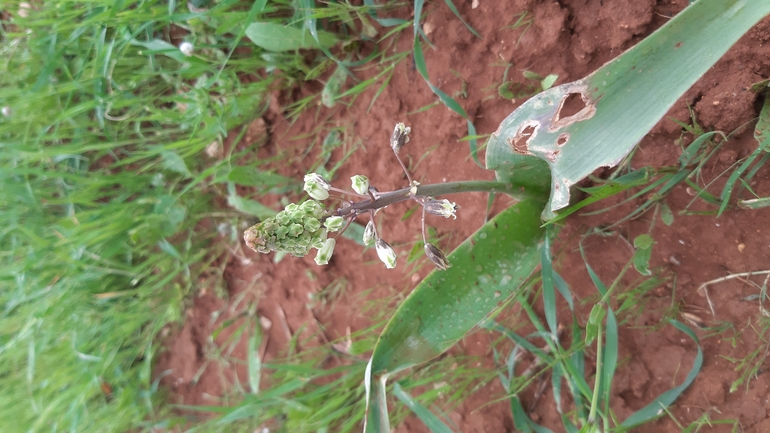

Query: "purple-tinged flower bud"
left=424, top=243, right=451, bottom=270
left=376, top=239, right=397, bottom=269
left=303, top=173, right=331, bottom=200
left=390, top=122, right=411, bottom=153
left=424, top=199, right=458, bottom=219
left=314, top=238, right=336, bottom=265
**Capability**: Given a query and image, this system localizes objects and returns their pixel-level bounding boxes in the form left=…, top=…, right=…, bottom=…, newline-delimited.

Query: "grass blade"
left=621, top=320, right=703, bottom=428
left=541, top=226, right=558, bottom=335
left=511, top=396, right=555, bottom=433
left=441, top=0, right=481, bottom=38
left=412, top=39, right=482, bottom=168
left=248, top=322, right=262, bottom=395
left=393, top=383, right=454, bottom=433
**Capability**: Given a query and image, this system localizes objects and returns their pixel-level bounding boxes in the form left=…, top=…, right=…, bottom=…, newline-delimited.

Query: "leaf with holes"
left=485, top=0, right=770, bottom=219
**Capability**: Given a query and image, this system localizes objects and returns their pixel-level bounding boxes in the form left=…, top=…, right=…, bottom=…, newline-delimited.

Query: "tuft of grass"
left=0, top=0, right=362, bottom=430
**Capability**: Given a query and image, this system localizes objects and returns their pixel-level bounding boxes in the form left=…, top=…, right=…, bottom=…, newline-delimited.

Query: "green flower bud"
left=288, top=223, right=304, bottom=237
left=350, top=175, right=370, bottom=195
left=275, top=226, right=289, bottom=240
left=314, top=238, right=336, bottom=265
left=324, top=216, right=345, bottom=232
left=303, top=216, right=321, bottom=232
left=275, top=211, right=291, bottom=226
left=363, top=220, right=376, bottom=246
left=301, top=200, right=324, bottom=218
left=424, top=199, right=458, bottom=219
left=376, top=239, right=397, bottom=269
left=304, top=173, right=330, bottom=200
left=312, top=229, right=328, bottom=249
left=285, top=203, right=299, bottom=213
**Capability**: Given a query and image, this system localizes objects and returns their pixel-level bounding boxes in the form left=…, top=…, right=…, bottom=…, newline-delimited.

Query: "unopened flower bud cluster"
left=243, top=200, right=329, bottom=257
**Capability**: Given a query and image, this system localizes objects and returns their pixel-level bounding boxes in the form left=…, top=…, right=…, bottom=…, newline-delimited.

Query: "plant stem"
left=334, top=180, right=541, bottom=217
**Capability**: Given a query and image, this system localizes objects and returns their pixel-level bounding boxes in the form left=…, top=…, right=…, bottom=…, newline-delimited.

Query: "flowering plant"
left=243, top=122, right=515, bottom=271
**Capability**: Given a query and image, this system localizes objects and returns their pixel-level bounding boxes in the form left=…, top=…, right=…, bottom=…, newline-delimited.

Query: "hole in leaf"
left=558, top=92, right=587, bottom=120
left=512, top=125, right=537, bottom=154
left=557, top=133, right=569, bottom=146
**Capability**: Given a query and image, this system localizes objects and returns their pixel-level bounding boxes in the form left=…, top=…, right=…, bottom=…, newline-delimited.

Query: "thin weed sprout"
left=243, top=122, right=532, bottom=270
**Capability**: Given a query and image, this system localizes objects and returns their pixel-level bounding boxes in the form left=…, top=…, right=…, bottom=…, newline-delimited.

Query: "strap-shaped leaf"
left=486, top=0, right=770, bottom=219
left=364, top=198, right=546, bottom=431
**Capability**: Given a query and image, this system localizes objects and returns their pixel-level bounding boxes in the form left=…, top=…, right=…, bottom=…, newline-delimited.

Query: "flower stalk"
left=244, top=123, right=542, bottom=269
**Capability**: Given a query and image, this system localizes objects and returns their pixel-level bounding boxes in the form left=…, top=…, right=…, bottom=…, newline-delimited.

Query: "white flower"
left=314, top=238, right=336, bottom=265
left=1, top=106, right=10, bottom=118
left=363, top=220, right=376, bottom=246
left=303, top=173, right=330, bottom=200
left=323, top=216, right=345, bottom=232
left=350, top=175, right=370, bottom=195
left=376, top=239, right=397, bottom=269
left=179, top=42, right=194, bottom=57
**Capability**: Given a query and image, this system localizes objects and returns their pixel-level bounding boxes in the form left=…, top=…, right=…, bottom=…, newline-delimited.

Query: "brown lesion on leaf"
left=508, top=122, right=539, bottom=155
left=550, top=88, right=597, bottom=131
left=557, top=133, right=569, bottom=146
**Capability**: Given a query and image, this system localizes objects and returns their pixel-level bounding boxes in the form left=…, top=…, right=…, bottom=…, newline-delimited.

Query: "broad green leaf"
left=368, top=198, right=546, bottom=376
left=245, top=22, right=337, bottom=52
left=485, top=0, right=770, bottom=219
left=621, top=320, right=703, bottom=428
left=364, top=198, right=546, bottom=430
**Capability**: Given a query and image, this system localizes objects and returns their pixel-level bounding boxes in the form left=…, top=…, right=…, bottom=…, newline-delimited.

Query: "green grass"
left=0, top=0, right=428, bottom=429
left=0, top=0, right=359, bottom=430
